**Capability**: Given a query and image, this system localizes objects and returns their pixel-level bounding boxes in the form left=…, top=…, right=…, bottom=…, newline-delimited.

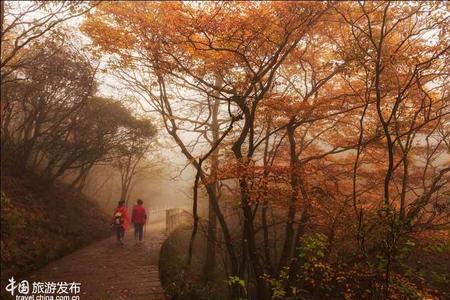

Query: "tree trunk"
left=203, top=183, right=218, bottom=279
left=278, top=122, right=299, bottom=273
left=203, top=74, right=223, bottom=279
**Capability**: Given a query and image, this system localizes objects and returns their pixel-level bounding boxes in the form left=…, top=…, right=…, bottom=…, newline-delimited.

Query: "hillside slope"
left=0, top=173, right=111, bottom=289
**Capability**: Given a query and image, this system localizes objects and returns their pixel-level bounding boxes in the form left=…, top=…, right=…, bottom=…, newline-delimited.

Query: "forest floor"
left=0, top=215, right=168, bottom=300
left=20, top=216, right=168, bottom=300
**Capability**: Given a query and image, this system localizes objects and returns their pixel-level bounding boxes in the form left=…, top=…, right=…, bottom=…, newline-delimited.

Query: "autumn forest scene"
left=1, top=1, right=449, bottom=300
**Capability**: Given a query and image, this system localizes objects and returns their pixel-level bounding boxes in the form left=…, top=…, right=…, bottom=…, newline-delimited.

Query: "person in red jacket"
left=112, top=200, right=129, bottom=244
left=131, top=199, right=147, bottom=244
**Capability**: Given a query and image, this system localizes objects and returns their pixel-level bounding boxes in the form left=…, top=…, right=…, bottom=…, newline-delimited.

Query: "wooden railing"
left=144, top=206, right=192, bottom=233
left=165, top=208, right=192, bottom=234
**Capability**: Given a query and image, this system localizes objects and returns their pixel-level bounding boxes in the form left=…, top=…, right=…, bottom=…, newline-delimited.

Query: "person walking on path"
left=131, top=199, right=147, bottom=244
left=112, top=200, right=129, bottom=244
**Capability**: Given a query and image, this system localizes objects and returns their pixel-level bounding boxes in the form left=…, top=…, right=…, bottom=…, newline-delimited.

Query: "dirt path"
left=25, top=216, right=167, bottom=300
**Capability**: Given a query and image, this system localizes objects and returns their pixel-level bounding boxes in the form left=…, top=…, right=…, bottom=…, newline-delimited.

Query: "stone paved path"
left=25, top=216, right=167, bottom=300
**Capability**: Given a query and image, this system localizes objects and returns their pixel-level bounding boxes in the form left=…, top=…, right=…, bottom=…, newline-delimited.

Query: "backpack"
left=114, top=211, right=124, bottom=226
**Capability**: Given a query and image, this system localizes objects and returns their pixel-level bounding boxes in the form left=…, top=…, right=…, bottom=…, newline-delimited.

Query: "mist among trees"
left=1, top=2, right=449, bottom=300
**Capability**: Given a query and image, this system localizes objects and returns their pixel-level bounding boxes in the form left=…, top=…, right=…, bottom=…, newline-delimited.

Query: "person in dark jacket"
left=131, top=199, right=147, bottom=244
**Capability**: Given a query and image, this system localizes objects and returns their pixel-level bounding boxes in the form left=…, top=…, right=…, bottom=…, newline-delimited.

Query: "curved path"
left=26, top=215, right=167, bottom=300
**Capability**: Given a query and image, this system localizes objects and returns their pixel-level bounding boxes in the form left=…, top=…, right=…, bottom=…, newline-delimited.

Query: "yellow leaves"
left=82, top=1, right=334, bottom=84
left=263, top=95, right=313, bottom=120
left=82, top=16, right=135, bottom=54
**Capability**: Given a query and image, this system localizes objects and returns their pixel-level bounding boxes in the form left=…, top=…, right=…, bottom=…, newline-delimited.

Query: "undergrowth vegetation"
left=0, top=171, right=111, bottom=293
